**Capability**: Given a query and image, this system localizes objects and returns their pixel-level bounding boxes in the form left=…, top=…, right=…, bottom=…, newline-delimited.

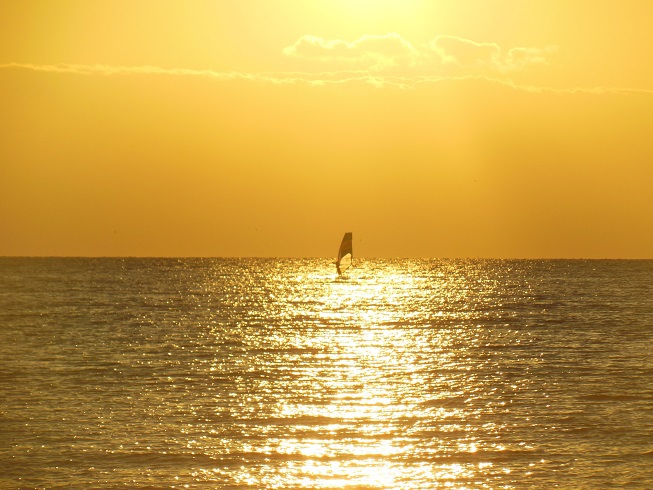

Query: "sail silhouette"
left=335, top=232, right=353, bottom=276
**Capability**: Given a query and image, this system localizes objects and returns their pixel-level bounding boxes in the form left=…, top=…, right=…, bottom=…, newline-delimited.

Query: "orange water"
left=1, top=258, right=652, bottom=488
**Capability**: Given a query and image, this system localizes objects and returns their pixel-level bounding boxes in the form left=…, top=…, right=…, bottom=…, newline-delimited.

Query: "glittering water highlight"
left=1, top=258, right=652, bottom=488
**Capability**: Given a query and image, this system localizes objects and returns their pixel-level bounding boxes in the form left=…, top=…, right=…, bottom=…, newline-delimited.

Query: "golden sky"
left=1, top=0, right=652, bottom=258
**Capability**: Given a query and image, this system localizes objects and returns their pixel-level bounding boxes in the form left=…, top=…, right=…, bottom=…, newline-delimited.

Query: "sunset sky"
left=1, top=1, right=652, bottom=258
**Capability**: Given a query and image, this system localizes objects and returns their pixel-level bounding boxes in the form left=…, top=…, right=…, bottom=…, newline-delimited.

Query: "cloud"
left=504, top=46, right=557, bottom=71
left=283, top=33, right=420, bottom=70
left=430, top=35, right=556, bottom=73
left=284, top=33, right=556, bottom=75
left=0, top=34, right=561, bottom=90
left=430, top=36, right=501, bottom=67
left=2, top=62, right=651, bottom=95
left=0, top=62, right=248, bottom=80
left=0, top=62, right=413, bottom=88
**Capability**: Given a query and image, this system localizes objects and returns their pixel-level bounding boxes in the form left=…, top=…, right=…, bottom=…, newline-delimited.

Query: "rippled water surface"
left=1, top=258, right=652, bottom=488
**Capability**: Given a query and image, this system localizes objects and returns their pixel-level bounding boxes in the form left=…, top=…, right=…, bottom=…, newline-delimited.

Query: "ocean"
left=1, top=258, right=652, bottom=488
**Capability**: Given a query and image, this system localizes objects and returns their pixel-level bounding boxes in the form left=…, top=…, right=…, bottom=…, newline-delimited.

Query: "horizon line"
left=1, top=255, right=651, bottom=261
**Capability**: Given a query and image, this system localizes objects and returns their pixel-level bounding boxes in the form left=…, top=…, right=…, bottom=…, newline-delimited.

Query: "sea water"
left=1, top=258, right=652, bottom=488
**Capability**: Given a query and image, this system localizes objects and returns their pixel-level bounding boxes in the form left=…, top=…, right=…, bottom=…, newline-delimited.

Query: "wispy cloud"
left=504, top=46, right=556, bottom=72
left=2, top=62, right=651, bottom=95
left=429, top=35, right=556, bottom=72
left=0, top=62, right=282, bottom=82
left=0, top=62, right=405, bottom=87
left=430, top=36, right=501, bottom=67
left=284, top=33, right=556, bottom=74
left=282, top=33, right=420, bottom=70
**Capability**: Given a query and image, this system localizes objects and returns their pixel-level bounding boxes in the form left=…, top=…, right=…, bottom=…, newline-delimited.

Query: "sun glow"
left=301, top=0, right=433, bottom=43
left=2, top=2, right=653, bottom=256
left=328, top=0, right=426, bottom=16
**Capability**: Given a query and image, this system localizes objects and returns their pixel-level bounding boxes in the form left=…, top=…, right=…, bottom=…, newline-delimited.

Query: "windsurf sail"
left=335, top=232, right=353, bottom=276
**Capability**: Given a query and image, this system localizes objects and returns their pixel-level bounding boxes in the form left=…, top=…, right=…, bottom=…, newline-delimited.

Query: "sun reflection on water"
left=179, top=259, right=553, bottom=487
left=213, top=260, right=493, bottom=488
